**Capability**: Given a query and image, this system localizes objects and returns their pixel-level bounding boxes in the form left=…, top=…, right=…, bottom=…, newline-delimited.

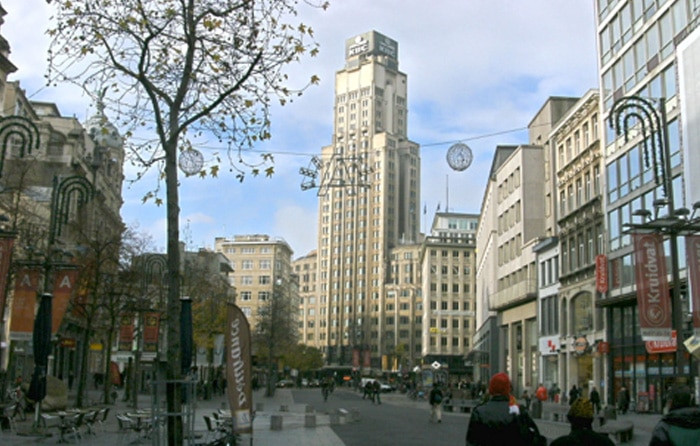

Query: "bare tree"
left=46, top=1, right=326, bottom=441
left=253, top=279, right=297, bottom=396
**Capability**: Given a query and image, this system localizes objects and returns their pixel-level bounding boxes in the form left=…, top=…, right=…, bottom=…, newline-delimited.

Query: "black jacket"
left=550, top=427, right=614, bottom=446
left=429, top=387, right=443, bottom=405
left=649, top=407, right=700, bottom=446
left=465, top=395, right=538, bottom=446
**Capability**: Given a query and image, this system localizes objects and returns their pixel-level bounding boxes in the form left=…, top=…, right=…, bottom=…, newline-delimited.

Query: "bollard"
left=256, top=402, right=264, bottom=412
left=280, top=404, right=289, bottom=412
left=304, top=414, right=316, bottom=428
left=270, top=415, right=283, bottom=430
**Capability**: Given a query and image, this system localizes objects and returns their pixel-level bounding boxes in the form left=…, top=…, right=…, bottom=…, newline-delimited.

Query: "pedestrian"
left=649, top=384, right=700, bottom=446
left=522, top=389, right=532, bottom=411
left=363, top=380, right=373, bottom=401
left=569, top=384, right=580, bottom=406
left=373, top=380, right=382, bottom=405
left=617, top=386, right=630, bottom=414
left=590, top=386, right=601, bottom=414
left=429, top=384, right=444, bottom=423
left=465, top=372, right=545, bottom=446
left=532, top=383, right=547, bottom=418
left=550, top=397, right=614, bottom=446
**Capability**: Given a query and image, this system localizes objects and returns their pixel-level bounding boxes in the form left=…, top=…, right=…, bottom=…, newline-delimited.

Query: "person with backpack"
left=466, top=372, right=545, bottom=446
left=429, top=384, right=444, bottom=423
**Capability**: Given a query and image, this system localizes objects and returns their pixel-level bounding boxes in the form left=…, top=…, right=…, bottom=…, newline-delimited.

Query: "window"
left=259, top=275, right=271, bottom=285
left=241, top=260, right=253, bottom=270
left=259, top=291, right=269, bottom=301
left=240, top=291, right=251, bottom=301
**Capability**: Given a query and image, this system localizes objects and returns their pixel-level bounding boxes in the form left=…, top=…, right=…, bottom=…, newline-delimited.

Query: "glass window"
left=607, top=162, right=619, bottom=202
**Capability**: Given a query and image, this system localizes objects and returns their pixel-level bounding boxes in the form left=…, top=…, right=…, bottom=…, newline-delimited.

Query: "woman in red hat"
left=466, top=372, right=545, bottom=446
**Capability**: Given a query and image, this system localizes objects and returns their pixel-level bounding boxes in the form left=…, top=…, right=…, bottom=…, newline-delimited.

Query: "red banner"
left=52, top=268, right=78, bottom=334
left=0, top=236, right=15, bottom=315
left=633, top=233, right=672, bottom=340
left=142, top=312, right=160, bottom=352
left=10, top=268, right=41, bottom=334
left=225, top=303, right=252, bottom=434
left=119, top=313, right=134, bottom=351
left=686, top=235, right=700, bottom=337
left=595, top=254, right=608, bottom=293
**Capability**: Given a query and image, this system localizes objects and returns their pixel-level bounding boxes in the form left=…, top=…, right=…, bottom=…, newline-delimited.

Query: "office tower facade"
left=421, top=212, right=478, bottom=375
left=595, top=0, right=696, bottom=408
left=215, top=235, right=298, bottom=334
left=317, top=31, right=420, bottom=367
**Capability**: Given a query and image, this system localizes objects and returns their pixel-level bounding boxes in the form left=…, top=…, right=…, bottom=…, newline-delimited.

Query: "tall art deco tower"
left=315, top=31, right=421, bottom=367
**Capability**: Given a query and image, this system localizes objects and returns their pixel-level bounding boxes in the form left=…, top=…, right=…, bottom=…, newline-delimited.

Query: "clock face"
left=446, top=143, right=473, bottom=171
left=178, top=149, right=204, bottom=176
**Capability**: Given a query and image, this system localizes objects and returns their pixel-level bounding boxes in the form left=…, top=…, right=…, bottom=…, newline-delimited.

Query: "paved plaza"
left=0, top=386, right=664, bottom=445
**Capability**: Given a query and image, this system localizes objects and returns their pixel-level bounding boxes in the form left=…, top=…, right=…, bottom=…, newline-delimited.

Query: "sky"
left=2, top=1, right=599, bottom=259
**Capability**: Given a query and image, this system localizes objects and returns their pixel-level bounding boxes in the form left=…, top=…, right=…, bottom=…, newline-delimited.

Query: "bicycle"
left=6, top=386, right=28, bottom=421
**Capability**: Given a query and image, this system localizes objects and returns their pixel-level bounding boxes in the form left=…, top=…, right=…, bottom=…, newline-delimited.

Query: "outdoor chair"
left=202, top=415, right=223, bottom=443
left=96, top=407, right=110, bottom=433
left=84, top=409, right=100, bottom=435
left=116, top=413, right=138, bottom=445
left=40, top=413, right=64, bottom=442
left=60, top=412, right=84, bottom=443
left=1, top=404, right=18, bottom=433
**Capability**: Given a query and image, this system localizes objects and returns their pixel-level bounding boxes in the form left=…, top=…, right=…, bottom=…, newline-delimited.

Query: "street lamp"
left=610, top=95, right=699, bottom=381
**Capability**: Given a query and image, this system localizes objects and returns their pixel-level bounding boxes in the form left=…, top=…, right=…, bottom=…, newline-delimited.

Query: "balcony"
left=491, top=278, right=537, bottom=310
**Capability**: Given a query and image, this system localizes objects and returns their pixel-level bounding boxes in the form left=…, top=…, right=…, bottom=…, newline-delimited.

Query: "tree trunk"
left=164, top=137, right=182, bottom=445
left=76, top=321, right=92, bottom=408
left=103, top=326, right=114, bottom=404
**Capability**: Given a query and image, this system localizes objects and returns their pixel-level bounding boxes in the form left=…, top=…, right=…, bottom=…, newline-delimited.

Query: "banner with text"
left=633, top=233, right=672, bottom=340
left=0, top=236, right=15, bottom=315
left=119, top=313, right=135, bottom=351
left=686, top=235, right=700, bottom=337
left=142, top=312, right=160, bottom=352
left=225, top=303, right=252, bottom=434
left=10, top=268, right=41, bottom=335
left=51, top=268, right=78, bottom=334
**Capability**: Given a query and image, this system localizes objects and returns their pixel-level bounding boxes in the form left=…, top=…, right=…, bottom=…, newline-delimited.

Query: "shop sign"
left=597, top=341, right=610, bottom=354
left=90, top=343, right=103, bottom=351
left=573, top=336, right=589, bottom=355
left=60, top=338, right=76, bottom=348
left=646, top=330, right=677, bottom=354
left=595, top=254, right=608, bottom=293
left=539, top=336, right=560, bottom=356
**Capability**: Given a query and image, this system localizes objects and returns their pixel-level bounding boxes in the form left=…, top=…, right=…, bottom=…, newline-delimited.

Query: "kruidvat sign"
left=595, top=254, right=608, bottom=293
left=225, top=304, right=252, bottom=434
left=633, top=233, right=672, bottom=340
left=686, top=235, right=700, bottom=336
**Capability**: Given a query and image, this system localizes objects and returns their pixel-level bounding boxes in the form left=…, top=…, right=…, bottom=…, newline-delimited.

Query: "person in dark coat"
left=569, top=384, right=580, bottom=406
left=590, top=387, right=601, bottom=414
left=372, top=380, right=382, bottom=405
left=429, top=384, right=444, bottom=423
left=466, top=372, right=544, bottom=446
left=617, top=386, right=630, bottom=414
left=550, top=397, right=614, bottom=446
left=649, top=384, right=700, bottom=446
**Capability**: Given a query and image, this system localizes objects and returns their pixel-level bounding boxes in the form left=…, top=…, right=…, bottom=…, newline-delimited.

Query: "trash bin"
left=531, top=399, right=542, bottom=419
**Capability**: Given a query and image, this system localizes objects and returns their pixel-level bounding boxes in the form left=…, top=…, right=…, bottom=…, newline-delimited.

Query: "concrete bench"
left=597, top=420, right=634, bottom=443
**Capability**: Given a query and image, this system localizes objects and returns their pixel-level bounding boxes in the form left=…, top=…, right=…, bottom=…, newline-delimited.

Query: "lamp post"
left=609, top=95, right=699, bottom=381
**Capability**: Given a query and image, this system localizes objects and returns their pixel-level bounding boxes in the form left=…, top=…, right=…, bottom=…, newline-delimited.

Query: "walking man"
left=429, top=384, right=444, bottom=423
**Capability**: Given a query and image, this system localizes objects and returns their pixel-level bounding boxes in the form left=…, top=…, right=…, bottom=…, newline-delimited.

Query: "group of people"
left=452, top=372, right=700, bottom=446
left=362, top=379, right=382, bottom=404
